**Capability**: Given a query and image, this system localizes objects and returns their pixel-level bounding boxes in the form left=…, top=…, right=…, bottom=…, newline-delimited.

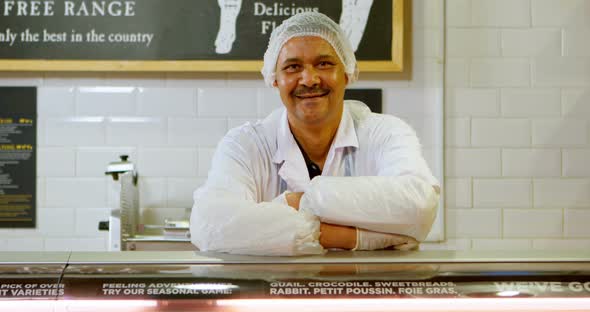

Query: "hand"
left=355, top=229, right=419, bottom=251
left=286, top=192, right=304, bottom=210
left=319, top=223, right=357, bottom=249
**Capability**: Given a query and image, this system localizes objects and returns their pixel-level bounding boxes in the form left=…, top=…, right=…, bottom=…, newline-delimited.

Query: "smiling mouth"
left=295, top=91, right=330, bottom=99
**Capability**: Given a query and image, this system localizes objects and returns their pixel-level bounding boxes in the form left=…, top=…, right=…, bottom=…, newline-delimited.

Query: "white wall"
left=442, top=0, right=590, bottom=251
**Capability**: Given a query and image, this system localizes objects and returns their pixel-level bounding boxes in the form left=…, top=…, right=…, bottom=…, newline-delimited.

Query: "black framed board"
left=0, top=87, right=37, bottom=228
left=345, top=89, right=382, bottom=114
left=0, top=0, right=404, bottom=72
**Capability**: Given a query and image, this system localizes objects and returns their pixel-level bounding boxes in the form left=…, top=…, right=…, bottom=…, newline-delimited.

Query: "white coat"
left=190, top=100, right=439, bottom=256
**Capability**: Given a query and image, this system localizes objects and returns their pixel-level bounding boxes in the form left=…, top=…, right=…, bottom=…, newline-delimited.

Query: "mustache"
left=293, top=86, right=330, bottom=97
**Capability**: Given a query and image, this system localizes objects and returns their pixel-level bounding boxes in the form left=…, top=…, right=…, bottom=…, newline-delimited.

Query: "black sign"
left=0, top=87, right=37, bottom=228
left=59, top=277, right=590, bottom=300
left=62, top=277, right=266, bottom=300
left=0, top=0, right=393, bottom=61
left=345, top=89, right=382, bottom=113
left=3, top=262, right=590, bottom=301
left=0, top=279, right=64, bottom=299
left=3, top=275, right=590, bottom=300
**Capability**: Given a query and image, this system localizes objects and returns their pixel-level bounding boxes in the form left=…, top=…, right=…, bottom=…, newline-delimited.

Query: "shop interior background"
left=0, top=0, right=589, bottom=252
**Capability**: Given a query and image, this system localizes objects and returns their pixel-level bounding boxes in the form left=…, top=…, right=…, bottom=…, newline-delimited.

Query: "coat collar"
left=272, top=103, right=359, bottom=165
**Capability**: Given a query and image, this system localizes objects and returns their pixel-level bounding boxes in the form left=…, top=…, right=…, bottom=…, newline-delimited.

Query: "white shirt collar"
left=272, top=103, right=359, bottom=165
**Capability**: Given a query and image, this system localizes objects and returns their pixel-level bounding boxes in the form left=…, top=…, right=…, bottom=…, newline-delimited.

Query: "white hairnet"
left=261, top=11, right=359, bottom=87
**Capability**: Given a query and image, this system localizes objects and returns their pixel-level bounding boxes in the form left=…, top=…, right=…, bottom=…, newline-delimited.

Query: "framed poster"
left=0, top=0, right=404, bottom=72
left=0, top=87, right=37, bottom=228
left=344, top=89, right=382, bottom=113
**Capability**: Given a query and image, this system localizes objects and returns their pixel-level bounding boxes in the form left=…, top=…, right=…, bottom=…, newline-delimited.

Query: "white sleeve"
left=298, top=120, right=439, bottom=242
left=190, top=132, right=323, bottom=256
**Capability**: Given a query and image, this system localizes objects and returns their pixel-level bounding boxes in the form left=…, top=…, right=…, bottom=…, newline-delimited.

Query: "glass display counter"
left=1, top=250, right=590, bottom=311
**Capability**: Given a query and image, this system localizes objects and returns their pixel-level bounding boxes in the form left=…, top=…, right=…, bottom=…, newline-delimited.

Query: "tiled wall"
left=442, top=0, right=590, bottom=251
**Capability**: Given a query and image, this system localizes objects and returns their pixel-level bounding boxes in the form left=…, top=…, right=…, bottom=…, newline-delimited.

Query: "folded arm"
left=286, top=192, right=421, bottom=251
left=298, top=122, right=440, bottom=242
left=190, top=132, right=324, bottom=256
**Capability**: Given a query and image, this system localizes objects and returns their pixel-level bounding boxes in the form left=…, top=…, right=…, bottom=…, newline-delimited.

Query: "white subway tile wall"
left=0, top=0, right=588, bottom=252
left=76, top=87, right=136, bottom=116
left=447, top=208, right=502, bottom=238
left=44, top=238, right=107, bottom=252
left=447, top=29, right=500, bottom=57
left=473, top=179, right=532, bottom=208
left=500, top=88, right=561, bottom=117
left=472, top=239, right=532, bottom=251
left=502, top=149, right=561, bottom=177
left=501, top=29, right=562, bottom=57
left=138, top=148, right=197, bottom=177
left=445, top=0, right=590, bottom=250
left=137, top=88, right=196, bottom=117
left=413, top=0, right=443, bottom=28
left=45, top=117, right=106, bottom=146
left=449, top=88, right=499, bottom=117
left=45, top=178, right=107, bottom=208
left=471, top=0, right=531, bottom=27
left=38, top=148, right=76, bottom=177
left=197, top=88, right=258, bottom=118
left=563, top=149, right=590, bottom=177
left=106, top=117, right=167, bottom=146
left=533, top=57, right=590, bottom=86
left=167, top=118, right=227, bottom=147
left=197, top=148, right=217, bottom=177
left=37, top=87, right=75, bottom=116
left=534, top=179, right=590, bottom=208
left=565, top=209, right=590, bottom=238
left=446, top=148, right=501, bottom=177
left=532, top=119, right=587, bottom=146
left=37, top=208, right=76, bottom=236
left=503, top=209, right=563, bottom=238
left=562, top=88, right=590, bottom=117
left=471, top=118, right=530, bottom=146
left=531, top=0, right=590, bottom=27
left=564, top=28, right=590, bottom=57
left=444, top=178, right=472, bottom=208
left=532, top=239, right=590, bottom=251
left=413, top=28, right=442, bottom=58
left=138, top=178, right=167, bottom=209
left=0, top=239, right=45, bottom=252
left=445, top=118, right=470, bottom=146
left=447, top=0, right=471, bottom=27
left=470, top=58, right=531, bottom=87
left=421, top=239, right=472, bottom=251
left=446, top=58, right=471, bottom=87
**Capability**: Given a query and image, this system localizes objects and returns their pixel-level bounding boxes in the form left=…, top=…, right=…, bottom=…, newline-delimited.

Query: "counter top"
left=0, top=252, right=71, bottom=265
left=1, top=250, right=589, bottom=265
left=126, top=235, right=190, bottom=242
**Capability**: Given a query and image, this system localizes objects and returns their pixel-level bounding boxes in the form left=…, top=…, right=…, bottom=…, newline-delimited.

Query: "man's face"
left=273, top=36, right=348, bottom=127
